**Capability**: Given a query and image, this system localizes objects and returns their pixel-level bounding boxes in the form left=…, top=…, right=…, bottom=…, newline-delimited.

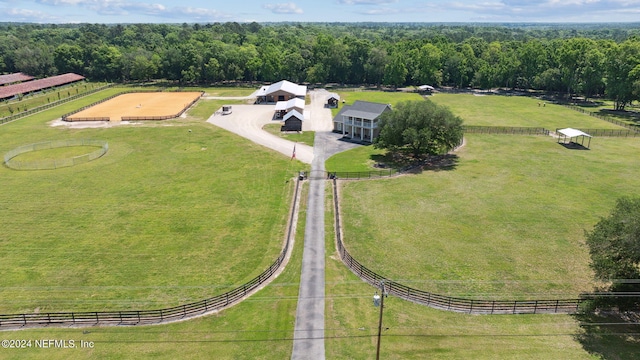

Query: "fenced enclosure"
left=63, top=91, right=203, bottom=122
left=4, top=139, right=109, bottom=170
left=560, top=103, right=640, bottom=131
left=0, top=177, right=301, bottom=330
left=331, top=178, right=585, bottom=315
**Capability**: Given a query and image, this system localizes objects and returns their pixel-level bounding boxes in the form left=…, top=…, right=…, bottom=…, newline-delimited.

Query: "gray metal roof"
left=334, top=100, right=391, bottom=121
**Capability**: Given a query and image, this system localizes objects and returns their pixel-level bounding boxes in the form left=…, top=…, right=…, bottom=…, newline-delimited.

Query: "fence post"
left=555, top=300, right=559, bottom=313
left=23, top=314, right=27, bottom=326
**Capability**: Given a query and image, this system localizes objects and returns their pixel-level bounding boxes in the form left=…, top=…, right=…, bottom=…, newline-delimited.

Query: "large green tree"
left=585, top=197, right=640, bottom=310
left=374, top=100, right=463, bottom=158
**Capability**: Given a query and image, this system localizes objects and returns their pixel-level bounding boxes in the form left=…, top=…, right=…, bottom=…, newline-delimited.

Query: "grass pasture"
left=0, top=87, right=299, bottom=314
left=429, top=93, right=627, bottom=129
left=338, top=134, right=640, bottom=298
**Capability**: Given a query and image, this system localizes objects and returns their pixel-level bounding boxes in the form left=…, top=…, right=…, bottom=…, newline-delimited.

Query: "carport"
left=557, top=128, right=592, bottom=149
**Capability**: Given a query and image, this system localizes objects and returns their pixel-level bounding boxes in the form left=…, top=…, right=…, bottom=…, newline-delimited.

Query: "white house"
left=332, top=100, right=391, bottom=142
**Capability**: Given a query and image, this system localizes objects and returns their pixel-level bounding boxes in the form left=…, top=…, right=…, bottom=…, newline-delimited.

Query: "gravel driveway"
left=206, top=89, right=344, bottom=165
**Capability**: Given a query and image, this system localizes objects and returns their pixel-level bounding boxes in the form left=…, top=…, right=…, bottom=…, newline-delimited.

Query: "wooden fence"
left=463, top=126, right=550, bottom=135
left=332, top=178, right=584, bottom=315
left=560, top=103, right=639, bottom=132
left=0, top=177, right=301, bottom=330
left=326, top=169, right=397, bottom=180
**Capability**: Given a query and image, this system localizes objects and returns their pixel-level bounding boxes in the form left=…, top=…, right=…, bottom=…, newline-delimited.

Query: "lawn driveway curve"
left=206, top=100, right=314, bottom=164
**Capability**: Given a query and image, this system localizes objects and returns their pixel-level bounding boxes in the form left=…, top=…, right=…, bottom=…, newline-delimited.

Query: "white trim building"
left=256, top=80, right=307, bottom=104
left=333, top=101, right=392, bottom=142
left=274, top=97, right=305, bottom=119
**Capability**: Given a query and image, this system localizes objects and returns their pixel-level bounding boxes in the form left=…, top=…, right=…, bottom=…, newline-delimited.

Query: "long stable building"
left=332, top=100, right=391, bottom=142
left=0, top=73, right=85, bottom=101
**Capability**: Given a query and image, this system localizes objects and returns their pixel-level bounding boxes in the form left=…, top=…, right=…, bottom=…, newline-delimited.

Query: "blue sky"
left=1, top=0, right=639, bottom=24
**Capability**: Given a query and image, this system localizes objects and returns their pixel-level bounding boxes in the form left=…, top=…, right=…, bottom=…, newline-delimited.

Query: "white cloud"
left=263, top=2, right=303, bottom=14
left=337, top=0, right=398, bottom=4
left=358, top=7, right=399, bottom=15
left=424, top=0, right=640, bottom=21
left=2, top=7, right=60, bottom=22
left=170, top=6, right=231, bottom=21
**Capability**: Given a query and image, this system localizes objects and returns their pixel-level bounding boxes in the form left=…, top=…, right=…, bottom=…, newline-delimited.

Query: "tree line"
left=1, top=22, right=639, bottom=109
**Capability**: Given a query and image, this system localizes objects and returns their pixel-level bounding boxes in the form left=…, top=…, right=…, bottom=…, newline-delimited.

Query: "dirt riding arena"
left=65, top=92, right=203, bottom=122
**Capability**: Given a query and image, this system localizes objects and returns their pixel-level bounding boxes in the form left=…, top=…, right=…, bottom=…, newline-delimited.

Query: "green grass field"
left=2, top=88, right=638, bottom=359
left=429, top=93, right=626, bottom=129
left=324, top=183, right=619, bottom=360
left=0, top=181, right=309, bottom=360
left=0, top=86, right=300, bottom=314
left=338, top=134, right=640, bottom=298
left=262, top=123, right=315, bottom=147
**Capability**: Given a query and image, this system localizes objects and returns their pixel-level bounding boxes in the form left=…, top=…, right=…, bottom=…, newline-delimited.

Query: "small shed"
left=326, top=93, right=340, bottom=108
left=557, top=128, right=592, bottom=149
left=282, top=110, right=304, bottom=132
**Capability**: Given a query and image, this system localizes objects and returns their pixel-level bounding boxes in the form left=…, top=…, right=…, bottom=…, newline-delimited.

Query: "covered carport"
left=557, top=128, right=592, bottom=149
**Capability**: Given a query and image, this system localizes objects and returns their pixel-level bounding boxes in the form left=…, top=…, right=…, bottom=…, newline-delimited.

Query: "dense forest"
left=1, top=22, right=639, bottom=109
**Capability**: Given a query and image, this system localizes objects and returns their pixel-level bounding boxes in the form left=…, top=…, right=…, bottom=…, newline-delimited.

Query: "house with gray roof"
left=333, top=100, right=391, bottom=142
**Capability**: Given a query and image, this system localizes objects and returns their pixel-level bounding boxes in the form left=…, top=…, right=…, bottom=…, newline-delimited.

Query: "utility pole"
left=373, top=280, right=387, bottom=360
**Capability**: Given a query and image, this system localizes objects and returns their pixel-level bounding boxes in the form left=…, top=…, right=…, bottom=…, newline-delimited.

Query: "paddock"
left=65, top=92, right=203, bottom=121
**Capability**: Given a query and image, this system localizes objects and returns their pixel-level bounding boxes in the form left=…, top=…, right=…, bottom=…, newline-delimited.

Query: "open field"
left=324, top=184, right=617, bottom=360
left=0, top=189, right=305, bottom=358
left=429, top=93, right=627, bottom=129
left=0, top=87, right=300, bottom=314
left=66, top=92, right=202, bottom=121
left=338, top=134, right=640, bottom=298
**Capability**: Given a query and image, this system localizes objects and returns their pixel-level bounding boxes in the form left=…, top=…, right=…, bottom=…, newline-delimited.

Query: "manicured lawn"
left=325, top=182, right=605, bottom=360
left=337, top=134, right=640, bottom=299
left=0, top=188, right=306, bottom=359
left=262, top=123, right=315, bottom=147
left=0, top=88, right=298, bottom=313
left=325, top=144, right=386, bottom=172
left=429, top=93, right=626, bottom=129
